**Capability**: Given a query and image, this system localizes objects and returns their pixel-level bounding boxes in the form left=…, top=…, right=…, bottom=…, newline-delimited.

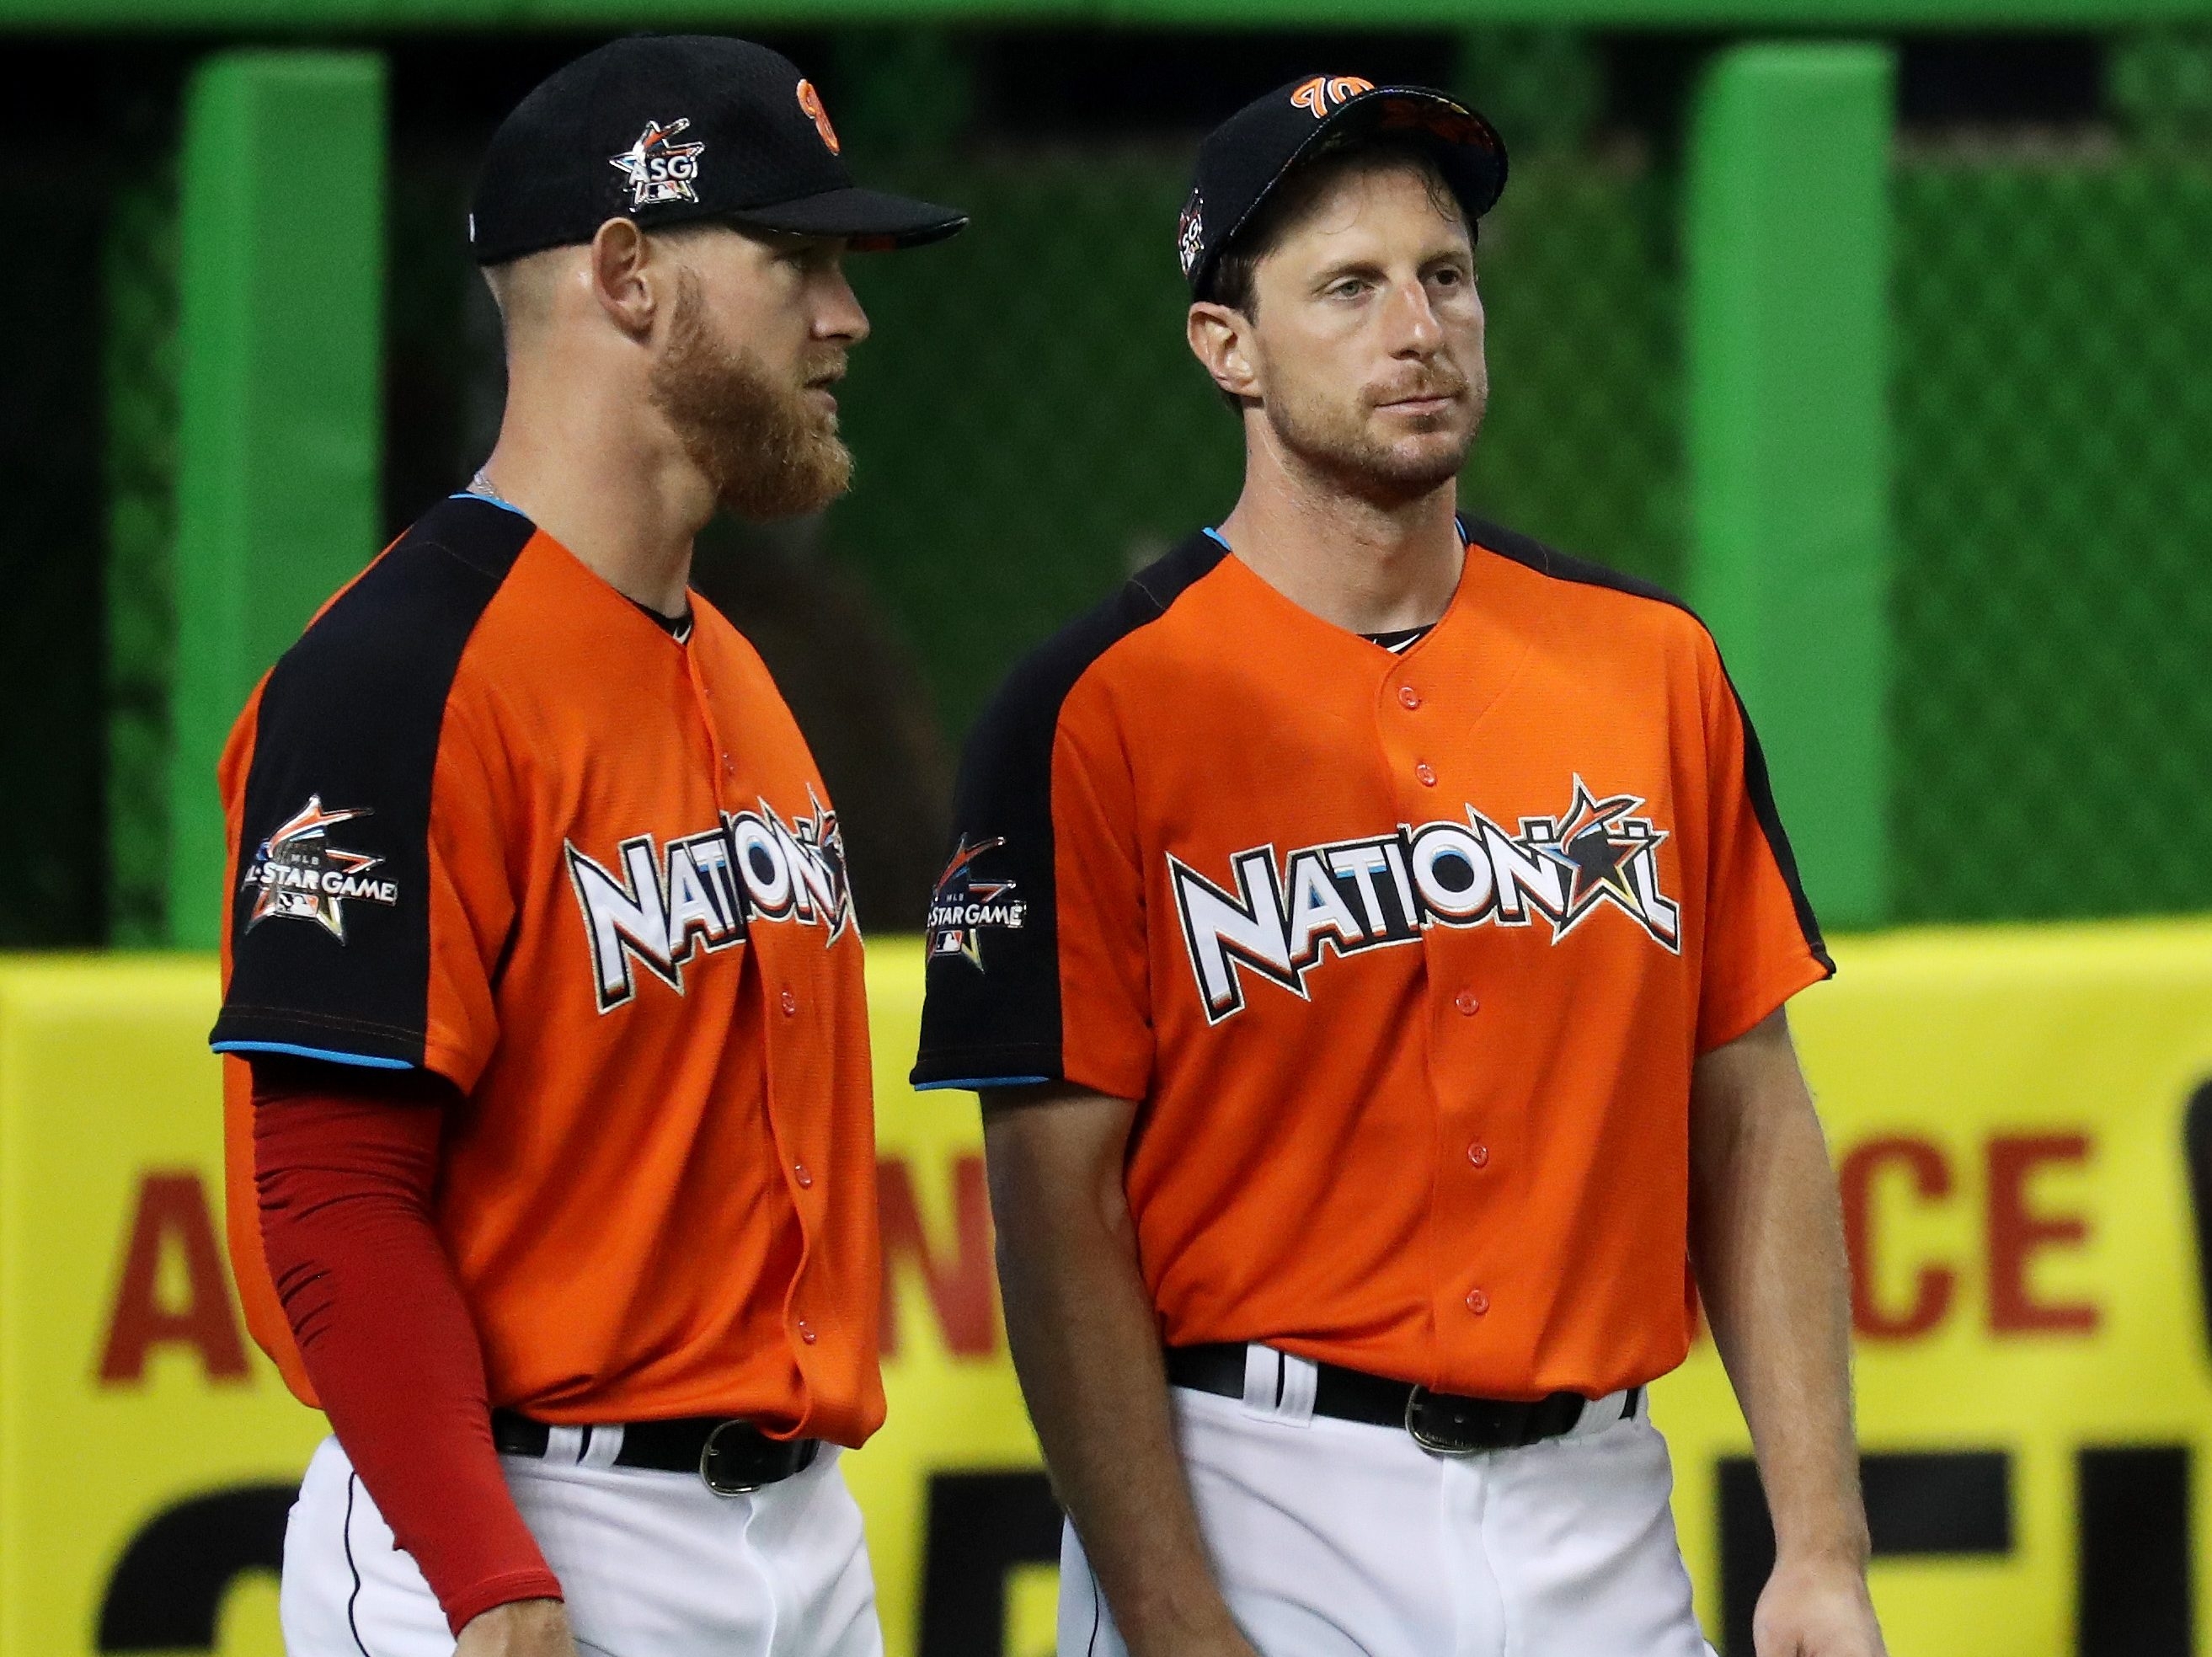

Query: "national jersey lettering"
left=1168, top=778, right=1680, bottom=1022
left=567, top=795, right=852, bottom=1012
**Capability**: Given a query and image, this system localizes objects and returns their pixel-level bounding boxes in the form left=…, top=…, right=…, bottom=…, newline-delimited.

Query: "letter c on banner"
left=1838, top=1136, right=1956, bottom=1339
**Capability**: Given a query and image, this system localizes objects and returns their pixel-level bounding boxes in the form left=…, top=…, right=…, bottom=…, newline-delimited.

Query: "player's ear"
left=1188, top=302, right=1260, bottom=403
left=587, top=216, right=659, bottom=339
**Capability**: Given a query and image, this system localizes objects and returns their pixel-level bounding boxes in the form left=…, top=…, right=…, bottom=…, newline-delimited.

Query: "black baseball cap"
left=470, top=35, right=968, bottom=265
left=1178, top=76, right=1507, bottom=299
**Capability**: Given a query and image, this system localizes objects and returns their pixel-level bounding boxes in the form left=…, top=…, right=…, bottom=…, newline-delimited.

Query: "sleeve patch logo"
left=925, top=837, right=1027, bottom=970
left=1171, top=777, right=1680, bottom=1022
left=241, top=797, right=399, bottom=942
left=567, top=791, right=852, bottom=1013
left=609, top=118, right=706, bottom=209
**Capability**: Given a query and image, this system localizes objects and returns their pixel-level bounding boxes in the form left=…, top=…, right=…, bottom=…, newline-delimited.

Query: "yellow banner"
left=3, top=923, right=2209, bottom=1655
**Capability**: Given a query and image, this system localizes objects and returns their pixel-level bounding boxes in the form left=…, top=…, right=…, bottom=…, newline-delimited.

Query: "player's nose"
left=815, top=263, right=870, bottom=345
left=1382, top=275, right=1445, bottom=356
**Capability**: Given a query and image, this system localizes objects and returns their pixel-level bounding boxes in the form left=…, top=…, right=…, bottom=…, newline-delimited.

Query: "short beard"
left=1265, top=362, right=1486, bottom=505
left=649, top=274, right=853, bottom=522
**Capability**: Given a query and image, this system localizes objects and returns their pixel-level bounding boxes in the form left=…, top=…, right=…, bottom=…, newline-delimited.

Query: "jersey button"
left=1467, top=1142, right=1490, bottom=1168
left=797, top=1319, right=818, bottom=1344
left=1414, top=762, right=1438, bottom=788
left=723, top=754, right=736, bottom=776
left=793, top=1163, right=815, bottom=1189
left=1397, top=685, right=1422, bottom=710
left=1453, top=990, right=1480, bottom=1016
left=781, top=989, right=799, bottom=1017
left=1465, top=1289, right=1490, bottom=1315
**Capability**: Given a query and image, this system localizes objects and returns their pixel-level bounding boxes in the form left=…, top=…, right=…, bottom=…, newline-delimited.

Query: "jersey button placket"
left=687, top=659, right=740, bottom=806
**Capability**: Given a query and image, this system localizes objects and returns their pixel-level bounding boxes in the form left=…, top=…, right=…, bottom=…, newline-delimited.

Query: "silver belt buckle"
left=698, top=1419, right=763, bottom=1495
left=1405, top=1385, right=1483, bottom=1457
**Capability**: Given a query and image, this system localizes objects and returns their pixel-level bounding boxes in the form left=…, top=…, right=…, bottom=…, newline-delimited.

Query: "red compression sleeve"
left=253, top=1063, right=562, bottom=1633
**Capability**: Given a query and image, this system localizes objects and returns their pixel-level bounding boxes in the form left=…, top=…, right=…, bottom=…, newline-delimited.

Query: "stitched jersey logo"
left=925, top=837, right=1028, bottom=970
left=567, top=793, right=851, bottom=1012
left=241, top=797, right=400, bottom=942
left=1170, top=778, right=1680, bottom=1022
left=609, top=118, right=707, bottom=208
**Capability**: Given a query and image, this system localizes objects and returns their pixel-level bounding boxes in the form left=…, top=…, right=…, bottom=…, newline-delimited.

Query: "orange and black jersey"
left=913, top=517, right=1831, bottom=1402
left=211, top=494, right=883, bottom=1441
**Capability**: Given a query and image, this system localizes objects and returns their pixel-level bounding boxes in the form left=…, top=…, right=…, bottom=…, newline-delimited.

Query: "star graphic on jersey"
left=1536, top=777, right=1671, bottom=942
left=940, top=837, right=1016, bottom=903
left=783, top=786, right=852, bottom=942
left=243, top=796, right=395, bottom=940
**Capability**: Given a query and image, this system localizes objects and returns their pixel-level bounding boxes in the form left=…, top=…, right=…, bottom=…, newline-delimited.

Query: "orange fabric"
left=218, top=526, right=883, bottom=1441
left=1046, top=537, right=1826, bottom=1400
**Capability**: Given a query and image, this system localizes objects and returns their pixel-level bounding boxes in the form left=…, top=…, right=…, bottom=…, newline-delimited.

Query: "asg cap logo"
left=796, top=79, right=842, bottom=155
left=1177, top=190, right=1205, bottom=279
left=609, top=118, right=707, bottom=208
left=1290, top=76, right=1375, bottom=119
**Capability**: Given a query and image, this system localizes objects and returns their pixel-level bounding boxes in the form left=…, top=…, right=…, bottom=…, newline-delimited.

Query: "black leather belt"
left=492, top=1408, right=820, bottom=1496
left=1165, top=1344, right=1641, bottom=1455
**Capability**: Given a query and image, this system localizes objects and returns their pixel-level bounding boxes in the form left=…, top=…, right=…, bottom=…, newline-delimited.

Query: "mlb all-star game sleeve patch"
left=911, top=533, right=1224, bottom=1097
left=211, top=497, right=531, bottom=1081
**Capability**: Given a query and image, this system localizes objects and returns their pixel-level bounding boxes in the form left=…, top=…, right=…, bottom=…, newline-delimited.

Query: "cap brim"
left=1303, top=88, right=1507, bottom=219
left=731, top=186, right=969, bottom=251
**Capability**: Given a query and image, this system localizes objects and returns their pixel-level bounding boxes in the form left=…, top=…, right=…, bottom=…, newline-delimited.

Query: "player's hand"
left=1752, top=1555, right=1887, bottom=1656
left=454, top=1597, right=580, bottom=1657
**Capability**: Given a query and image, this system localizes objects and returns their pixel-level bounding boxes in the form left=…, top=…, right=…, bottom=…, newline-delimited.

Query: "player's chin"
left=1368, top=425, right=1472, bottom=485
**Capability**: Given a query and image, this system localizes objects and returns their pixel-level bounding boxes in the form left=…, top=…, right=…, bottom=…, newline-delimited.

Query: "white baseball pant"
left=1059, top=1350, right=1716, bottom=1657
left=280, top=1432, right=882, bottom=1657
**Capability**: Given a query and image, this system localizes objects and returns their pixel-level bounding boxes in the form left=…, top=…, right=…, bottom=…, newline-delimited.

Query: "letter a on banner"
left=99, top=1171, right=251, bottom=1383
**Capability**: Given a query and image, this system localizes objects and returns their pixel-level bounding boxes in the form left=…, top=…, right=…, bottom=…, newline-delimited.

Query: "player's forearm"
left=986, top=1114, right=1247, bottom=1655
left=1689, top=1016, right=1869, bottom=1569
left=254, top=1076, right=561, bottom=1631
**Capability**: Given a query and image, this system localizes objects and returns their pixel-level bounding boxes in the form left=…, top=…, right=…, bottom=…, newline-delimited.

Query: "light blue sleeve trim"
left=1201, top=526, right=1232, bottom=552
left=449, top=489, right=528, bottom=519
left=912, top=1074, right=1053, bottom=1092
left=211, top=1040, right=417, bottom=1072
